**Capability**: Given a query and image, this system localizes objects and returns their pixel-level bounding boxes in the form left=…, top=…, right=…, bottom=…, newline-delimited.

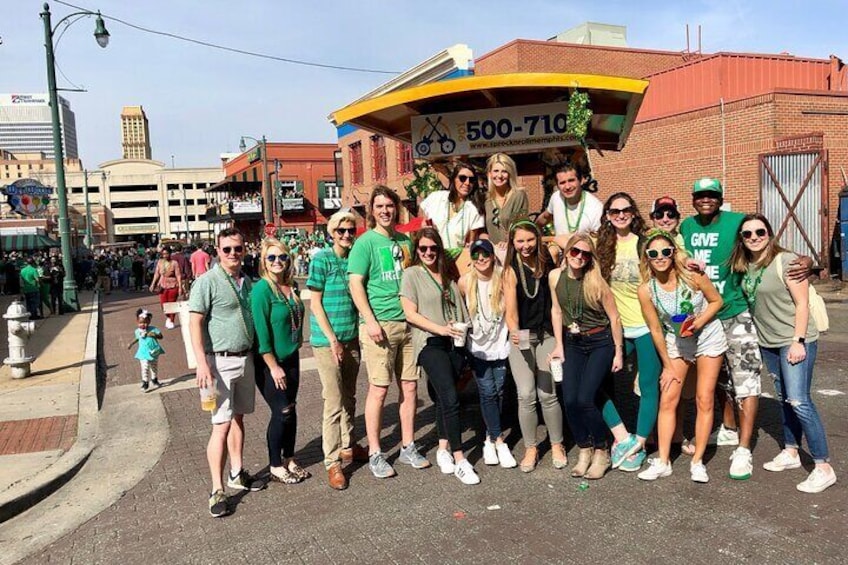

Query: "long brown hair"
left=730, top=213, right=788, bottom=272
left=597, top=192, right=648, bottom=281
left=411, top=227, right=454, bottom=299
left=504, top=218, right=550, bottom=280
left=563, top=233, right=607, bottom=311
left=448, top=160, right=485, bottom=216
left=366, top=185, right=400, bottom=229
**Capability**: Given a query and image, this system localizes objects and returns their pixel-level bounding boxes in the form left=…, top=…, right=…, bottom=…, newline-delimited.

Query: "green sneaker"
left=619, top=449, right=646, bottom=472
left=208, top=489, right=229, bottom=518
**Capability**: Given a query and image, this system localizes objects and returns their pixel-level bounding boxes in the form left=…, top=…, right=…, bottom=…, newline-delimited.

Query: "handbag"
left=776, top=253, right=829, bottom=333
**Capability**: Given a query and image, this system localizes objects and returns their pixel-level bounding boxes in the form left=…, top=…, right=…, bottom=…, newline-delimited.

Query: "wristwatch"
left=794, top=336, right=806, bottom=344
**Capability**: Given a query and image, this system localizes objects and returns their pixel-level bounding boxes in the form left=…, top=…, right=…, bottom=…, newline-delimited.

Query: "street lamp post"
left=83, top=169, right=93, bottom=249
left=41, top=2, right=110, bottom=311
left=239, top=135, right=272, bottom=225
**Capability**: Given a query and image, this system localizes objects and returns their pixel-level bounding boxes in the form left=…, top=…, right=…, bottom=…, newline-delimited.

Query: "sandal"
left=551, top=443, right=568, bottom=469
left=520, top=446, right=539, bottom=473
left=287, top=460, right=312, bottom=480
left=269, top=467, right=302, bottom=485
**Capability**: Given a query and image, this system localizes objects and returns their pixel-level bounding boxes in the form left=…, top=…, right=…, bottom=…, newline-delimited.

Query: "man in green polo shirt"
left=349, top=185, right=431, bottom=479
left=189, top=227, right=263, bottom=517
left=19, top=257, right=42, bottom=320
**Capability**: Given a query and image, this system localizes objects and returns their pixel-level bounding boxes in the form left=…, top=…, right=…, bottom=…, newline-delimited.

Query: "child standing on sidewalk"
left=128, top=308, right=165, bottom=391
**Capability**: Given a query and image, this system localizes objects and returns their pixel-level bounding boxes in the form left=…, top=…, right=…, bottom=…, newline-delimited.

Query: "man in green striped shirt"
left=308, top=211, right=364, bottom=490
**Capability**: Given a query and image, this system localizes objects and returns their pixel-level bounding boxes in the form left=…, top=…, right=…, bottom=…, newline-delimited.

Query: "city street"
left=8, top=291, right=847, bottom=564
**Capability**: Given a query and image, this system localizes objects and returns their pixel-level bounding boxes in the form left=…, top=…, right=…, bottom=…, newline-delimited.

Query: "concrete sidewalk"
left=0, top=291, right=100, bottom=522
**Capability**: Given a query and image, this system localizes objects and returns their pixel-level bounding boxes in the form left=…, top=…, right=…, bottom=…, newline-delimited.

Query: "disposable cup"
left=550, top=357, right=563, bottom=383
left=670, top=314, right=689, bottom=337
left=451, top=321, right=469, bottom=347
left=199, top=384, right=217, bottom=412
left=518, top=329, right=531, bottom=350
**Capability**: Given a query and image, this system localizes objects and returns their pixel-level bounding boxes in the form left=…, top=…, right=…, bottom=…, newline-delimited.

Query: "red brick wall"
left=475, top=40, right=688, bottom=79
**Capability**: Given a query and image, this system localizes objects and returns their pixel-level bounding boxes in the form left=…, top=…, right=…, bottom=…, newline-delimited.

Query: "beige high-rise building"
left=120, top=106, right=152, bottom=160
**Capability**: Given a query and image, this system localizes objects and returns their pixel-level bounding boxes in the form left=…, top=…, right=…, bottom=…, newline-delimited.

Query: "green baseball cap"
left=692, top=177, right=723, bottom=195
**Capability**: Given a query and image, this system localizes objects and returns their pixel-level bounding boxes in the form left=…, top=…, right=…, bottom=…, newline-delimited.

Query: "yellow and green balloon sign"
left=3, top=179, right=52, bottom=216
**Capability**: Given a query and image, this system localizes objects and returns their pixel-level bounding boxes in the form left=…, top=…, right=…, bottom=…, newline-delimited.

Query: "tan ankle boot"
left=585, top=448, right=611, bottom=480
left=571, top=448, right=593, bottom=477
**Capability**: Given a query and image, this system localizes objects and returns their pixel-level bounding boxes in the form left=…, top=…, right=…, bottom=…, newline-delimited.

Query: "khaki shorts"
left=208, top=354, right=256, bottom=424
left=359, top=321, right=418, bottom=386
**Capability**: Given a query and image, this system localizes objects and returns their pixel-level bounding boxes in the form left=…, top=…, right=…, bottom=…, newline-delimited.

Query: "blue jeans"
left=561, top=328, right=614, bottom=449
left=470, top=357, right=508, bottom=442
left=760, top=341, right=829, bottom=463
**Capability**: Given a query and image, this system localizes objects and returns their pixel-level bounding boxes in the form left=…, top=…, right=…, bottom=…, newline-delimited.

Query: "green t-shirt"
left=680, top=211, right=747, bottom=320
left=306, top=248, right=358, bottom=347
left=20, top=265, right=40, bottom=294
left=347, top=229, right=411, bottom=322
left=188, top=265, right=254, bottom=354
left=250, top=278, right=303, bottom=361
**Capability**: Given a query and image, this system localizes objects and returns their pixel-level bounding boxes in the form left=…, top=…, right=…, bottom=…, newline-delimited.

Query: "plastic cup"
left=199, top=385, right=217, bottom=412
left=670, top=314, right=689, bottom=337
left=550, top=357, right=563, bottom=383
left=518, top=329, right=531, bottom=350
left=451, top=321, right=469, bottom=347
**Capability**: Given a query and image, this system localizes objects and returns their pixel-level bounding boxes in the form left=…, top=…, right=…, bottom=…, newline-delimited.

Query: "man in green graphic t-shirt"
left=681, top=177, right=812, bottom=482
left=348, top=185, right=431, bottom=479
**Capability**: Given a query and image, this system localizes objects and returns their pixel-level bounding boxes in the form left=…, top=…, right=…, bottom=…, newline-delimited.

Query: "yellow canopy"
left=330, top=72, right=648, bottom=152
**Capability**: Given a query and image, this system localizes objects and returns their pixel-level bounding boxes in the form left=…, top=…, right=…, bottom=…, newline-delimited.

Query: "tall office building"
left=120, top=105, right=152, bottom=160
left=0, top=93, right=79, bottom=160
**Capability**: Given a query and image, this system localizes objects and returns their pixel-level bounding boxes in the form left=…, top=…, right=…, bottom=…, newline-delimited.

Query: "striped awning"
left=0, top=234, right=61, bottom=252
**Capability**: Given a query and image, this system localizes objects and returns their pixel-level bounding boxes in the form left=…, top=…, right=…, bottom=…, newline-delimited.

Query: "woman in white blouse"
left=420, top=161, right=485, bottom=254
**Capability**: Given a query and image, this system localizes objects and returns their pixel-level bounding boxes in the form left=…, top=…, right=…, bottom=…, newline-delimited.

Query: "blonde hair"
left=464, top=264, right=504, bottom=319
left=486, top=153, right=519, bottom=202
left=563, top=233, right=607, bottom=311
left=327, top=210, right=357, bottom=235
left=639, top=231, right=696, bottom=290
left=259, top=238, right=296, bottom=295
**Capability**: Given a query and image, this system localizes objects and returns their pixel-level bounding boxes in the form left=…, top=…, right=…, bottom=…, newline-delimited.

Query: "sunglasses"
left=607, top=207, right=633, bottom=217
left=417, top=245, right=439, bottom=254
left=491, top=207, right=500, bottom=227
left=335, top=227, right=356, bottom=236
left=221, top=245, right=244, bottom=255
left=457, top=174, right=476, bottom=184
left=568, top=247, right=593, bottom=261
left=471, top=250, right=491, bottom=261
left=646, top=247, right=675, bottom=260
left=266, top=254, right=289, bottom=263
left=741, top=228, right=768, bottom=239
left=651, top=210, right=679, bottom=220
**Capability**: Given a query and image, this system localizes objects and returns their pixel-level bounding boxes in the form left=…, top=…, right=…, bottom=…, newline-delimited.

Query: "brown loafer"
left=340, top=444, right=370, bottom=463
left=328, top=463, right=347, bottom=490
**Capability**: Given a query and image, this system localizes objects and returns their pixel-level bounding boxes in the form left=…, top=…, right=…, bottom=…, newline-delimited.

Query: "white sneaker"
left=637, top=458, right=672, bottom=481
left=716, top=425, right=740, bottom=446
left=763, top=450, right=802, bottom=472
left=729, top=447, right=753, bottom=480
left=436, top=449, right=455, bottom=474
left=454, top=459, right=480, bottom=485
left=495, top=442, right=517, bottom=468
left=796, top=468, right=837, bottom=494
left=165, top=319, right=175, bottom=330
left=482, top=440, right=499, bottom=466
left=690, top=461, right=710, bottom=483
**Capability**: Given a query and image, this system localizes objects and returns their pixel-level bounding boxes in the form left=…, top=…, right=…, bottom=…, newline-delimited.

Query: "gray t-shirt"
left=747, top=251, right=818, bottom=348
left=400, top=265, right=469, bottom=361
left=189, top=264, right=255, bottom=354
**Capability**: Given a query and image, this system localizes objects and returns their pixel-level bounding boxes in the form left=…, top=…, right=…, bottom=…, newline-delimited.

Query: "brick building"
left=208, top=142, right=338, bottom=241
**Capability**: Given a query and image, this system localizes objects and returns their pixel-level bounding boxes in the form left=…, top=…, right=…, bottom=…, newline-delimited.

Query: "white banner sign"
left=411, top=102, right=580, bottom=158
left=231, top=200, right=262, bottom=214
left=280, top=198, right=305, bottom=211
left=115, top=223, right=159, bottom=235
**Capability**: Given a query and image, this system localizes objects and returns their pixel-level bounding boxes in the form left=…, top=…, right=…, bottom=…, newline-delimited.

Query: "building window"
left=349, top=142, right=363, bottom=185
left=325, top=182, right=340, bottom=199
left=397, top=142, right=413, bottom=175
left=371, top=135, right=387, bottom=182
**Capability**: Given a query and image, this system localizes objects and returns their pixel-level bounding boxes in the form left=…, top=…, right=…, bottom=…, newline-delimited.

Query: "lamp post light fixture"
left=239, top=135, right=273, bottom=225
left=41, top=2, right=110, bottom=311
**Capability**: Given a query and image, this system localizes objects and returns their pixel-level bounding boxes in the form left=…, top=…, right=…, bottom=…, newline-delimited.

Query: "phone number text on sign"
left=411, top=102, right=581, bottom=159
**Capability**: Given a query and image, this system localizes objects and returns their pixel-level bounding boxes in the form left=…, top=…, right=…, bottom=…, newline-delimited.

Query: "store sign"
left=10, top=94, right=48, bottom=105
left=322, top=198, right=341, bottom=210
left=280, top=197, right=305, bottom=212
left=3, top=178, right=52, bottom=216
left=410, top=102, right=580, bottom=158
left=248, top=147, right=262, bottom=163
left=115, top=223, right=159, bottom=235
left=232, top=201, right=262, bottom=214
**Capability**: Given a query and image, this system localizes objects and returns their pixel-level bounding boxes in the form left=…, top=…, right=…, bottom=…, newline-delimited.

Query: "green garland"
left=566, top=91, right=593, bottom=142
left=403, top=161, right=442, bottom=202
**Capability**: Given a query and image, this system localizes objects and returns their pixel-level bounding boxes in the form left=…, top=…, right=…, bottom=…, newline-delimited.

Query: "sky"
left=1, top=0, right=846, bottom=169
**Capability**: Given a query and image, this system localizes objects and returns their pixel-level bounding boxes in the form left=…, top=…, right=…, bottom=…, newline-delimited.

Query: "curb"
left=0, top=294, right=101, bottom=523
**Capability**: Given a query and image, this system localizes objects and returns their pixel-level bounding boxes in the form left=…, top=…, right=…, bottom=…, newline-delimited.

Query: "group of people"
left=9, top=253, right=65, bottom=319
left=185, top=152, right=836, bottom=519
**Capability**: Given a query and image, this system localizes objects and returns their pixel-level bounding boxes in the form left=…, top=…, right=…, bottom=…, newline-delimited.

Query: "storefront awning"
left=330, top=72, right=649, bottom=152
left=1, top=233, right=61, bottom=252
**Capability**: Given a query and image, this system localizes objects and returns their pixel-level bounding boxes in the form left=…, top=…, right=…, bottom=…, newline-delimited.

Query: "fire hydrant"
left=4, top=299, right=36, bottom=379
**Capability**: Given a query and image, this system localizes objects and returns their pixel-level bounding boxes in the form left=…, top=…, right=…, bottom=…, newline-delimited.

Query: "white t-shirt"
left=546, top=191, right=603, bottom=236
left=420, top=190, right=484, bottom=248
left=467, top=278, right=510, bottom=360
